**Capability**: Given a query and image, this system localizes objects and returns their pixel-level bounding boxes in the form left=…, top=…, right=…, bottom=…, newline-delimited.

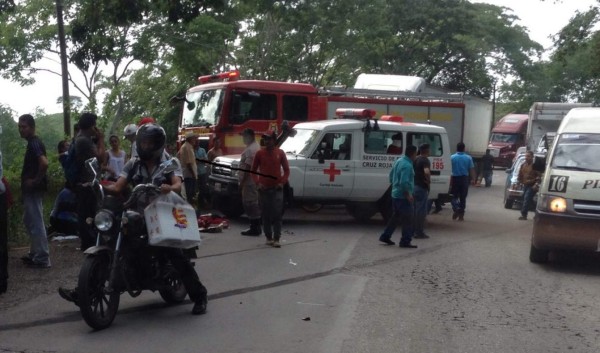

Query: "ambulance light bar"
left=198, top=70, right=240, bottom=84
left=334, top=108, right=377, bottom=119
left=380, top=115, right=404, bottom=122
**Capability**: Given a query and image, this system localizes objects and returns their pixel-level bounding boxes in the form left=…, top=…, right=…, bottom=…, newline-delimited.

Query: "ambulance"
left=530, top=108, right=600, bottom=263
left=209, top=109, right=452, bottom=221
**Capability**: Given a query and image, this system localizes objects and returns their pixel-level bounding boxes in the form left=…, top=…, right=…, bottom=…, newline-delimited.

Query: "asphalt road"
left=1, top=170, right=600, bottom=353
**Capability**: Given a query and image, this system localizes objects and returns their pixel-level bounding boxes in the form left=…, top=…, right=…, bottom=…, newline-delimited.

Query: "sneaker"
left=379, top=238, right=395, bottom=245
left=272, top=241, right=281, bottom=248
left=265, top=239, right=274, bottom=246
left=452, top=211, right=458, bottom=220
left=58, top=287, right=79, bottom=306
left=458, top=214, right=464, bottom=222
left=192, top=297, right=207, bottom=315
left=27, top=261, right=51, bottom=269
left=399, top=243, right=418, bottom=249
left=20, top=255, right=34, bottom=265
left=414, top=233, right=430, bottom=239
left=518, top=216, right=527, bottom=220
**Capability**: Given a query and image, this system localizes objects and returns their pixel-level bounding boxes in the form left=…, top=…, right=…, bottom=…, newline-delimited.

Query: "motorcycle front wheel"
left=78, top=255, right=120, bottom=330
left=159, top=268, right=188, bottom=304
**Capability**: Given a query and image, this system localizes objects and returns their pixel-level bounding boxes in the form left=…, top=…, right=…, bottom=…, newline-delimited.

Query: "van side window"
left=230, top=92, right=277, bottom=124
left=283, top=95, right=308, bottom=121
left=408, top=133, right=443, bottom=157
left=364, top=131, right=403, bottom=154
left=312, top=133, right=352, bottom=160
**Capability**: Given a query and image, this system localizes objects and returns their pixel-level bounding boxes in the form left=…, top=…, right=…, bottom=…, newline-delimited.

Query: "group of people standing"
left=379, top=142, right=478, bottom=248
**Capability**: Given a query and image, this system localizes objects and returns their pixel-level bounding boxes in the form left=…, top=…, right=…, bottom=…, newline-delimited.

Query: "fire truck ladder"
left=319, top=87, right=464, bottom=103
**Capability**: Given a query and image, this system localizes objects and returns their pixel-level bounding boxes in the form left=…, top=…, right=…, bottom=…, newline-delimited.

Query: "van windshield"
left=551, top=134, right=600, bottom=172
left=280, top=128, right=319, bottom=156
left=490, top=133, right=518, bottom=144
left=182, top=89, right=224, bottom=127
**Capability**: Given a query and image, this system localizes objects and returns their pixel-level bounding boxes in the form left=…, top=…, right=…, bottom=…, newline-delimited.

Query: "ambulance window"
left=408, top=133, right=443, bottom=157
left=364, top=131, right=402, bottom=154
left=312, top=133, right=352, bottom=160
left=283, top=95, right=308, bottom=121
left=230, top=92, right=277, bottom=124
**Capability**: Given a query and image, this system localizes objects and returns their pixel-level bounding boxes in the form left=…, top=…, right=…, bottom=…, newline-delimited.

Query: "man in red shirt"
left=251, top=131, right=290, bottom=248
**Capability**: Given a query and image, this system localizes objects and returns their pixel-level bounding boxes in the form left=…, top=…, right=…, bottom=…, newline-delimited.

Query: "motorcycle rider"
left=60, top=124, right=208, bottom=315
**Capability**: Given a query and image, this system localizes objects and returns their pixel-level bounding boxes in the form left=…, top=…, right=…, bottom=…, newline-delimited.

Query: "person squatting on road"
left=481, top=149, right=494, bottom=187
left=413, top=144, right=431, bottom=239
left=178, top=132, right=198, bottom=202
left=18, top=114, right=51, bottom=268
left=518, top=151, right=541, bottom=221
left=379, top=145, right=418, bottom=248
left=450, top=142, right=476, bottom=221
left=251, top=131, right=290, bottom=248
left=239, top=128, right=262, bottom=236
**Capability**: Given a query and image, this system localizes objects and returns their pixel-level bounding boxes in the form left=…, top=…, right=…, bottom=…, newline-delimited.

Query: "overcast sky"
left=0, top=0, right=598, bottom=117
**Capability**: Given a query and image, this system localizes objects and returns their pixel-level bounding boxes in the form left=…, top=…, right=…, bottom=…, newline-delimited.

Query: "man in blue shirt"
left=450, top=142, right=476, bottom=221
left=379, top=145, right=418, bottom=248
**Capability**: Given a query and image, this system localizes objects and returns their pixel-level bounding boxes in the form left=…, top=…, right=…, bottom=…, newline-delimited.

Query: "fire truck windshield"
left=280, top=128, right=319, bottom=156
left=182, top=89, right=224, bottom=127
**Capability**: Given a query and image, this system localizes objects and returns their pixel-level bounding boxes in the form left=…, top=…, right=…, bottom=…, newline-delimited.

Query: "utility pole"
left=56, top=0, right=71, bottom=136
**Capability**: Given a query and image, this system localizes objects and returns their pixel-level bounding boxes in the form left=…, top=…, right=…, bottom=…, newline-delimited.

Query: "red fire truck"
left=177, top=70, right=492, bottom=158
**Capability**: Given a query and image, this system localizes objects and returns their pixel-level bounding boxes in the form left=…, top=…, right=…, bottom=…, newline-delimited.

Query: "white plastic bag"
left=144, top=191, right=201, bottom=249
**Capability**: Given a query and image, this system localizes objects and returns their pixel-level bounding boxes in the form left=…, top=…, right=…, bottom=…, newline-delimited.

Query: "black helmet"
left=135, top=123, right=166, bottom=161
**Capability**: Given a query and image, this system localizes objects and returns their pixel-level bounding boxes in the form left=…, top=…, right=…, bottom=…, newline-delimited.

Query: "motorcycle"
left=77, top=157, right=190, bottom=330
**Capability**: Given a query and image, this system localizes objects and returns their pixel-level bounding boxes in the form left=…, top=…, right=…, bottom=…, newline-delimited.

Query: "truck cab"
left=208, top=109, right=451, bottom=221
left=488, top=114, right=529, bottom=168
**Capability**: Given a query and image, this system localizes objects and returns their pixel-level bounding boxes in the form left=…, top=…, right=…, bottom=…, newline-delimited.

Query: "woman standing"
left=103, top=135, right=127, bottom=181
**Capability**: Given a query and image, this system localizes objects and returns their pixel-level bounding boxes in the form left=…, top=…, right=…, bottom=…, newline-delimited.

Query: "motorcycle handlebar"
left=123, top=184, right=161, bottom=209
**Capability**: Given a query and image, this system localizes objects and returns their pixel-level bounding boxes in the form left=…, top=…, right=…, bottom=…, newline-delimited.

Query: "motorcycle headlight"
left=538, top=194, right=567, bottom=213
left=94, top=210, right=114, bottom=231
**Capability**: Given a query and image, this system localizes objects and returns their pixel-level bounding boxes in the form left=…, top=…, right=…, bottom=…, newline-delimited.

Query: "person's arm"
left=184, top=147, right=196, bottom=178
left=160, top=174, right=182, bottom=194
left=251, top=151, right=261, bottom=185
left=469, top=157, right=476, bottom=185
left=104, top=176, right=128, bottom=194
left=279, top=150, right=290, bottom=186
left=517, top=165, right=524, bottom=184
left=399, top=163, right=414, bottom=202
left=422, top=159, right=431, bottom=186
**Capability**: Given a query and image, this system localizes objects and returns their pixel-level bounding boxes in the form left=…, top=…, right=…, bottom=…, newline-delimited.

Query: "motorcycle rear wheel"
left=159, top=270, right=188, bottom=304
left=78, top=255, right=120, bottom=330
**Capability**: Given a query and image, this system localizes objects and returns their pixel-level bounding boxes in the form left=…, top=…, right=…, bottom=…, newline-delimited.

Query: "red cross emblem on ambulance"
left=323, top=163, right=341, bottom=182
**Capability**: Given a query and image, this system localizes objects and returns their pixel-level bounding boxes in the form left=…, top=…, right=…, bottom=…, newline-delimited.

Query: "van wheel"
left=529, top=244, right=549, bottom=263
left=504, top=198, right=514, bottom=209
left=346, top=203, right=378, bottom=222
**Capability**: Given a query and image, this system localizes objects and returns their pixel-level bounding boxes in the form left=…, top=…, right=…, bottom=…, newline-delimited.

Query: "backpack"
left=63, top=142, right=81, bottom=185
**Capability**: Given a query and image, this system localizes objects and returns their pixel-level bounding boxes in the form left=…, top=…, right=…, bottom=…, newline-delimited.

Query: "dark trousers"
left=197, top=174, right=210, bottom=207
left=380, top=198, right=414, bottom=245
left=0, top=193, right=8, bottom=282
left=451, top=176, right=470, bottom=215
left=521, top=186, right=536, bottom=218
left=259, top=188, right=283, bottom=240
left=184, top=178, right=197, bottom=203
left=483, top=170, right=493, bottom=187
left=161, top=247, right=207, bottom=303
left=75, top=186, right=97, bottom=251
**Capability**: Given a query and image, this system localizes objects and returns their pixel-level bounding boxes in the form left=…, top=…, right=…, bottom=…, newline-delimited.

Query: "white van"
left=530, top=108, right=600, bottom=263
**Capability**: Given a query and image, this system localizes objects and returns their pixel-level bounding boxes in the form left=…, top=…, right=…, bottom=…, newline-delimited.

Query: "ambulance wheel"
left=346, top=203, right=378, bottom=222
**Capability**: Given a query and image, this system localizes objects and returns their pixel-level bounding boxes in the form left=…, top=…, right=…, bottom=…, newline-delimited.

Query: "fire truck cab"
left=209, top=109, right=451, bottom=221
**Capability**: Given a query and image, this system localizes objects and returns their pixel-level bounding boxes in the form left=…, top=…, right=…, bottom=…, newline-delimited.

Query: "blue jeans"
left=521, top=186, right=536, bottom=218
left=23, top=192, right=50, bottom=266
left=413, top=185, right=429, bottom=236
left=380, top=198, right=414, bottom=245
left=451, top=176, right=470, bottom=215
